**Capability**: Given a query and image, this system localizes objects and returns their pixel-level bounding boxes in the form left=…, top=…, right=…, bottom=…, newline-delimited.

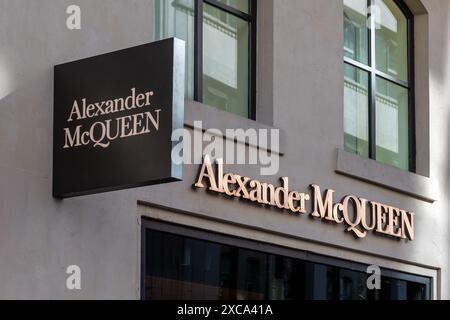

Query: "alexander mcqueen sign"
left=195, top=156, right=415, bottom=241
left=63, top=88, right=160, bottom=149
left=53, top=38, right=185, bottom=198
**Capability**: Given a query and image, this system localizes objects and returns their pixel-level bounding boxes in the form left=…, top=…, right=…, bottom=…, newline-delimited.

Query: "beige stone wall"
left=0, top=0, right=449, bottom=299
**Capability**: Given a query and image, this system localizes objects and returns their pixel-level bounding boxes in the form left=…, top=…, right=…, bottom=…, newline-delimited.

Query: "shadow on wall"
left=0, top=63, right=54, bottom=175
left=427, top=1, right=450, bottom=86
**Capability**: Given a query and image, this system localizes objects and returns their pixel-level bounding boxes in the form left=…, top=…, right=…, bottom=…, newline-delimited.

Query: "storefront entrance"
left=141, top=219, right=431, bottom=300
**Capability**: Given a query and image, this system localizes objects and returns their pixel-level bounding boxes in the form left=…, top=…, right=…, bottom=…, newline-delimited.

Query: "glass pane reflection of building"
left=153, top=0, right=251, bottom=118
left=375, top=0, right=408, bottom=82
left=202, top=3, right=249, bottom=117
left=144, top=230, right=429, bottom=300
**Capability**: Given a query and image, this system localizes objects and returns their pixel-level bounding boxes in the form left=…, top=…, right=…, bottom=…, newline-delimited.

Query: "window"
left=142, top=221, right=431, bottom=300
left=154, top=0, right=257, bottom=119
left=343, top=0, right=414, bottom=171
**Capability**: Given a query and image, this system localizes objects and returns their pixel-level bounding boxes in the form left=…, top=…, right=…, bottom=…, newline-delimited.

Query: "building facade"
left=0, top=0, right=449, bottom=299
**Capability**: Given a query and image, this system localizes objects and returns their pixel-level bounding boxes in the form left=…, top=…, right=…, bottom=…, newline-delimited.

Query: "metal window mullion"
left=344, top=56, right=372, bottom=73
left=194, top=0, right=204, bottom=102
left=374, top=70, right=410, bottom=89
left=407, top=12, right=416, bottom=172
left=369, top=0, right=377, bottom=160
left=204, top=0, right=253, bottom=21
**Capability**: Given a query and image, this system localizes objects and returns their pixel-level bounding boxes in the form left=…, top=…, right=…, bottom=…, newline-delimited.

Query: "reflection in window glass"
left=216, top=0, right=249, bottom=13
left=407, top=281, right=427, bottom=300
left=344, top=0, right=369, bottom=64
left=203, top=3, right=249, bottom=117
left=144, top=229, right=429, bottom=300
left=344, top=63, right=369, bottom=157
left=266, top=256, right=306, bottom=300
left=153, top=0, right=195, bottom=100
left=375, top=0, right=408, bottom=81
left=376, top=77, right=409, bottom=170
left=339, top=269, right=369, bottom=300
left=343, top=0, right=411, bottom=171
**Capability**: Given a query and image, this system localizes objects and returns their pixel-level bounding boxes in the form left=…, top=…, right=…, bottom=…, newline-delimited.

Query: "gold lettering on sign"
left=195, top=155, right=310, bottom=215
left=311, top=185, right=335, bottom=221
left=194, top=155, right=416, bottom=242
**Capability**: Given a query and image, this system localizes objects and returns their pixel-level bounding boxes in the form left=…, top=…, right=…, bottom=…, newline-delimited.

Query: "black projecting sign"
left=53, top=38, right=185, bottom=198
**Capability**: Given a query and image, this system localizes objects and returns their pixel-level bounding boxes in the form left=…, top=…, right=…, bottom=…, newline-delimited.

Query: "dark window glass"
left=339, top=269, right=369, bottom=300
left=143, top=229, right=430, bottom=300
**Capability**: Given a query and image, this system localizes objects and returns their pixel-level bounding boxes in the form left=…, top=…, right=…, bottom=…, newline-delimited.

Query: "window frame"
left=344, top=0, right=415, bottom=172
left=194, top=0, right=257, bottom=120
